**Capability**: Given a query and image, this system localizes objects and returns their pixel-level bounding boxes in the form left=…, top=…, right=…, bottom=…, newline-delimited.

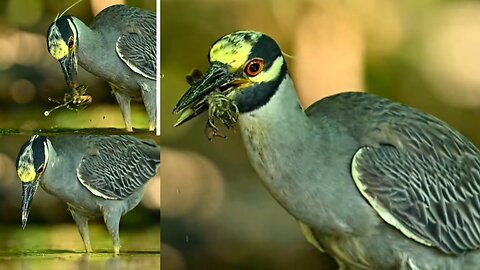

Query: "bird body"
left=174, top=31, right=480, bottom=269
left=238, top=75, right=480, bottom=269
left=80, top=5, right=155, bottom=92
left=17, top=135, right=160, bottom=253
left=73, top=17, right=142, bottom=95
left=47, top=5, right=157, bottom=131
left=40, top=136, right=147, bottom=215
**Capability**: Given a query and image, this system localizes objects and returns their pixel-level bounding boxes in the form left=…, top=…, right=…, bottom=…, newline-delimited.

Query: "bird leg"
left=112, top=89, right=133, bottom=132
left=70, top=210, right=92, bottom=253
left=103, top=211, right=121, bottom=255
left=139, top=82, right=156, bottom=131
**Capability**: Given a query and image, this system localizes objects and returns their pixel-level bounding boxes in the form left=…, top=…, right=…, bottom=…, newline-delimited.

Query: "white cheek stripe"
left=249, top=56, right=284, bottom=84
left=66, top=17, right=77, bottom=45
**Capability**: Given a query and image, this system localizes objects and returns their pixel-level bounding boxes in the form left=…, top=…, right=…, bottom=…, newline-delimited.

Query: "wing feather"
left=90, top=5, right=156, bottom=79
left=352, top=119, right=480, bottom=254
left=307, top=92, right=480, bottom=254
left=77, top=136, right=160, bottom=200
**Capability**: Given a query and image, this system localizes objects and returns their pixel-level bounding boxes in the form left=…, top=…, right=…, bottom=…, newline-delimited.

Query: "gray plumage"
left=17, top=135, right=160, bottom=253
left=240, top=77, right=480, bottom=269
left=321, top=93, right=480, bottom=255
left=89, top=5, right=156, bottom=80
left=47, top=5, right=157, bottom=131
left=77, top=136, right=158, bottom=199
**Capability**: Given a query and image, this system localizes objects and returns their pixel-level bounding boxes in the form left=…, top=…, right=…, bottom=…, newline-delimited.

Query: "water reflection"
left=0, top=224, right=160, bottom=270
left=15, top=252, right=161, bottom=270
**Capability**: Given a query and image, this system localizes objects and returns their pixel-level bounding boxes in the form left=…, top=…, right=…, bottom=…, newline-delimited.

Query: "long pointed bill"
left=59, top=53, right=78, bottom=89
left=21, top=181, right=39, bottom=229
left=173, top=62, right=245, bottom=126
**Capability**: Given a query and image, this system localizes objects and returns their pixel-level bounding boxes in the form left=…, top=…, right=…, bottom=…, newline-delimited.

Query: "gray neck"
left=237, top=75, right=373, bottom=233
left=238, top=75, right=319, bottom=204
left=40, top=139, right=58, bottom=191
left=238, top=75, right=315, bottom=155
left=238, top=75, right=312, bottom=140
left=73, top=17, right=111, bottom=80
left=41, top=140, right=79, bottom=198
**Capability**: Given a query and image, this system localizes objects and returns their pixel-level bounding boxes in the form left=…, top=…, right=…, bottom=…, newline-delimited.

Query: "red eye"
left=68, top=37, right=74, bottom=48
left=244, top=58, right=264, bottom=77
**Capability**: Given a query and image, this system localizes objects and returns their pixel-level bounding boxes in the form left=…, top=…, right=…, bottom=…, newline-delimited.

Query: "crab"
left=185, top=69, right=239, bottom=140
left=44, top=85, right=92, bottom=116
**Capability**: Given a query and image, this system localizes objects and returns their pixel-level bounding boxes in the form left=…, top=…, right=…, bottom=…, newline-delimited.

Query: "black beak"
left=21, top=181, right=39, bottom=229
left=173, top=62, right=245, bottom=126
left=59, top=53, right=78, bottom=89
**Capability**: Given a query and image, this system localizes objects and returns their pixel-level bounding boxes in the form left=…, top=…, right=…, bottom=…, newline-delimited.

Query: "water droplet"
left=43, top=111, right=50, bottom=116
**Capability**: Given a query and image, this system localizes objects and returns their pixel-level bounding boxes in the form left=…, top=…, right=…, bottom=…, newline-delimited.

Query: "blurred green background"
left=161, top=0, right=480, bottom=269
left=0, top=0, right=155, bottom=131
left=0, top=0, right=159, bottom=269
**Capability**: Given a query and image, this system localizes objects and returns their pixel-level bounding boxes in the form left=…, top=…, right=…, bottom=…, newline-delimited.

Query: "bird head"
left=47, top=15, right=79, bottom=89
left=16, top=135, right=50, bottom=229
left=173, top=30, right=287, bottom=125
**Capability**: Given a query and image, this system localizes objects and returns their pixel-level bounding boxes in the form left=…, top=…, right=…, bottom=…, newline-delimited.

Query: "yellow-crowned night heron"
left=174, top=30, right=480, bottom=269
left=17, top=135, right=160, bottom=254
left=46, top=4, right=157, bottom=131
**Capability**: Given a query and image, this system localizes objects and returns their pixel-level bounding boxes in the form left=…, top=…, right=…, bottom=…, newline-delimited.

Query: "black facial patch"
left=48, top=16, right=75, bottom=44
left=31, top=136, right=48, bottom=171
left=235, top=63, right=287, bottom=113
left=248, top=34, right=283, bottom=70
left=233, top=34, right=287, bottom=113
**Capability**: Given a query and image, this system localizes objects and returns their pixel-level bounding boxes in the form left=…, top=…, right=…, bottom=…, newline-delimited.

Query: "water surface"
left=0, top=224, right=160, bottom=270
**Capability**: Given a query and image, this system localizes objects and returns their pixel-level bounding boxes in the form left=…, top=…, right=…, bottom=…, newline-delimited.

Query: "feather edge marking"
left=115, top=38, right=155, bottom=80
left=76, top=169, right=117, bottom=200
left=351, top=147, right=433, bottom=247
left=298, top=221, right=324, bottom=252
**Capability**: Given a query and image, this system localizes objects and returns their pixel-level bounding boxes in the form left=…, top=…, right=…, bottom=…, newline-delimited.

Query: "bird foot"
left=84, top=244, right=92, bottom=253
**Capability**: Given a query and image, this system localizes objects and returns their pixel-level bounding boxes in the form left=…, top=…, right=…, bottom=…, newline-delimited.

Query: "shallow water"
left=0, top=224, right=160, bottom=270
left=0, top=128, right=154, bottom=136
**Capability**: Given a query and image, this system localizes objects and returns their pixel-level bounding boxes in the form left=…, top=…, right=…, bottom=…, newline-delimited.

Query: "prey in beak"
left=59, top=54, right=78, bottom=89
left=173, top=62, right=247, bottom=139
left=46, top=15, right=79, bottom=89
